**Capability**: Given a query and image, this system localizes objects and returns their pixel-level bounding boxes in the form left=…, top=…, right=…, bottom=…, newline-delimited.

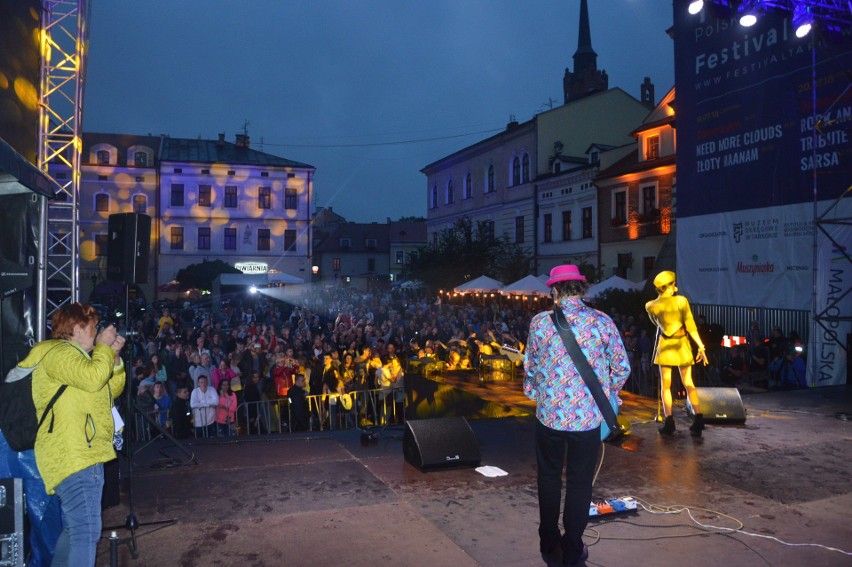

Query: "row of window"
left=541, top=208, right=595, bottom=243
left=169, top=184, right=299, bottom=210
left=93, top=148, right=152, bottom=167
left=430, top=153, right=531, bottom=209
left=328, top=258, right=378, bottom=272
left=94, top=193, right=149, bottom=214
left=94, top=227, right=298, bottom=255
left=612, top=185, right=658, bottom=225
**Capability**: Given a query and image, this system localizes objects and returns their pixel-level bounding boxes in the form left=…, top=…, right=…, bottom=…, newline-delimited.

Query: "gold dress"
left=645, top=295, right=698, bottom=366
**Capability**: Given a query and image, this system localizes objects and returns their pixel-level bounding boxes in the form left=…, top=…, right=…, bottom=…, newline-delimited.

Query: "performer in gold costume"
left=645, top=271, right=708, bottom=436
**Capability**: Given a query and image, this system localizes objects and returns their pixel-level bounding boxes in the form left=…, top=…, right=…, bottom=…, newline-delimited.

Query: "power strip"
left=588, top=496, right=639, bottom=520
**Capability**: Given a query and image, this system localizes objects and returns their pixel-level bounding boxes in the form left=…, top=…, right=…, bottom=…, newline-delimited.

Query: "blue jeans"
left=53, top=463, right=104, bottom=567
left=535, top=421, right=599, bottom=563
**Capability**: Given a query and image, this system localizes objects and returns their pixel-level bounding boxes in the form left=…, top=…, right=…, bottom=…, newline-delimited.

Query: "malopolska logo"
left=736, top=261, right=775, bottom=276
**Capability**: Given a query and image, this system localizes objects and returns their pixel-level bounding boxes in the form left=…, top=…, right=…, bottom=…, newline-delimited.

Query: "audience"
left=119, top=285, right=807, bottom=441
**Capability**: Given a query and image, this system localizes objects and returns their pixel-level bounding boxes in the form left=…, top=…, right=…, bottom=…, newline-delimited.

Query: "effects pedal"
left=588, top=496, right=638, bottom=521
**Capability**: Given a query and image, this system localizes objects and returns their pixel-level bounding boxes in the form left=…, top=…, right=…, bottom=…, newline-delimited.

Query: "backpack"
left=0, top=344, right=67, bottom=452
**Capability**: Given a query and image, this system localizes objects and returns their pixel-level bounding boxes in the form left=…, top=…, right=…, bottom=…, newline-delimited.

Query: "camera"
left=96, top=319, right=119, bottom=334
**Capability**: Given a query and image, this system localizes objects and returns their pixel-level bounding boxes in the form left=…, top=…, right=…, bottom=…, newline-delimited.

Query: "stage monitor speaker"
left=403, top=416, right=481, bottom=472
left=106, top=213, right=151, bottom=284
left=687, top=387, right=746, bottom=423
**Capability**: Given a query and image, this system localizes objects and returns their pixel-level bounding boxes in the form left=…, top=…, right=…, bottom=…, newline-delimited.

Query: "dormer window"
left=97, top=150, right=110, bottom=165
left=340, top=238, right=352, bottom=248
left=134, top=151, right=148, bottom=167
left=365, top=238, right=377, bottom=248
left=645, top=135, right=660, bottom=160
left=589, top=150, right=600, bottom=164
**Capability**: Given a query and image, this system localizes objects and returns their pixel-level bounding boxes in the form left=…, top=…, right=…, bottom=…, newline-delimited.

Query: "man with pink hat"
left=524, top=265, right=630, bottom=566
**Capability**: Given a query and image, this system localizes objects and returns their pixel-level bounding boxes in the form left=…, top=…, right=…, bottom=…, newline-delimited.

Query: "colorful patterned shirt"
left=524, top=298, right=630, bottom=432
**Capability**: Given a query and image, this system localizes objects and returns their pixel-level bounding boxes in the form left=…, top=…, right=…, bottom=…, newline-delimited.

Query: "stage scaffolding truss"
left=37, top=0, right=88, bottom=337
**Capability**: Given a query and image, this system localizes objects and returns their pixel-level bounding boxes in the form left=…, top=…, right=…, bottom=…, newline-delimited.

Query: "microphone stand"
left=105, top=284, right=180, bottom=561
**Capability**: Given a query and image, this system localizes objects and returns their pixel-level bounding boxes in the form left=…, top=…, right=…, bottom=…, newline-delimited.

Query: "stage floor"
left=97, top=380, right=852, bottom=567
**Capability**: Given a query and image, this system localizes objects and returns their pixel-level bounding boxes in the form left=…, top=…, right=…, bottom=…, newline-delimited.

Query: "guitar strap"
left=549, top=308, right=621, bottom=437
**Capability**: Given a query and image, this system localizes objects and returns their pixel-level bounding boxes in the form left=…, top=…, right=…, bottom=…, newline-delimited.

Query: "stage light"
left=249, top=285, right=258, bottom=294
left=738, top=1, right=758, bottom=27
left=688, top=0, right=704, bottom=15
left=793, top=3, right=814, bottom=38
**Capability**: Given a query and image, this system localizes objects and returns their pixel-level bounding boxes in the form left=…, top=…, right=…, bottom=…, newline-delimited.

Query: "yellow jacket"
left=27, top=339, right=125, bottom=494
left=645, top=295, right=698, bottom=338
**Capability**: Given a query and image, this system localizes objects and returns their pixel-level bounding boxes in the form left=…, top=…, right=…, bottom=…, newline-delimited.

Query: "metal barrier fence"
left=240, top=386, right=407, bottom=435
left=131, top=386, right=407, bottom=440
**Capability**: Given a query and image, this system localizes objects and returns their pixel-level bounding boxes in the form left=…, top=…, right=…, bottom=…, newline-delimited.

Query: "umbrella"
left=500, top=274, right=551, bottom=296
left=585, top=276, right=642, bottom=299
left=453, top=275, right=504, bottom=294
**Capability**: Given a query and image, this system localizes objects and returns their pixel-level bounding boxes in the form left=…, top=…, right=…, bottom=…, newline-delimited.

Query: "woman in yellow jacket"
left=645, top=272, right=708, bottom=437
left=30, top=303, right=126, bottom=567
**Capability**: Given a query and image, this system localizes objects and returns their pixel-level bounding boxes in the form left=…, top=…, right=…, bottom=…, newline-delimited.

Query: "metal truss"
left=705, top=1, right=852, bottom=31
left=813, top=187, right=851, bottom=351
left=38, top=0, right=89, bottom=332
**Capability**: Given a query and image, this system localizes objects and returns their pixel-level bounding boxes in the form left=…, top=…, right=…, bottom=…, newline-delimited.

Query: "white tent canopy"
left=585, top=275, right=642, bottom=299
left=453, top=275, right=504, bottom=293
left=500, top=274, right=551, bottom=296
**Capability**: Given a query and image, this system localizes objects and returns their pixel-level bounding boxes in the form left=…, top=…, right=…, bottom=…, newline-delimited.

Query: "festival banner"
left=673, top=1, right=851, bottom=310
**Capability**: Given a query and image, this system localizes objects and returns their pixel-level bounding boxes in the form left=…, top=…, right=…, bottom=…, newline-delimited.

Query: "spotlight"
left=793, top=3, right=814, bottom=38
left=738, top=2, right=758, bottom=27
left=249, top=285, right=258, bottom=294
left=688, top=0, right=704, bottom=15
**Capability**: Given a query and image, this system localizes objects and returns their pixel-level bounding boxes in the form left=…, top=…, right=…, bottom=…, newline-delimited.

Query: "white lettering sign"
left=235, top=262, right=268, bottom=274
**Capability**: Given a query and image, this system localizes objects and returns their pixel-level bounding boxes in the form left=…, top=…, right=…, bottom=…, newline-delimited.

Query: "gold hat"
left=653, top=271, right=676, bottom=289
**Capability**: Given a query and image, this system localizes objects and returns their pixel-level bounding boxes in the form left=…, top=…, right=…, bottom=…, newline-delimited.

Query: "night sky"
left=83, top=1, right=675, bottom=223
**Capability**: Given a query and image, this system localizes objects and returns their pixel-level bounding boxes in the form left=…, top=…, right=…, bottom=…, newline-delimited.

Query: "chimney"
left=641, top=77, right=655, bottom=109
left=217, top=132, right=225, bottom=146
left=235, top=133, right=250, bottom=148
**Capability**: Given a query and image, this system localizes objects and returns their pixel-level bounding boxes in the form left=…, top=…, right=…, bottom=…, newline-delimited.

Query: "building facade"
left=422, top=0, right=658, bottom=281
left=158, top=134, right=315, bottom=288
left=596, top=87, right=676, bottom=282
left=312, top=216, right=426, bottom=289
left=421, top=119, right=537, bottom=250
left=53, top=132, right=315, bottom=302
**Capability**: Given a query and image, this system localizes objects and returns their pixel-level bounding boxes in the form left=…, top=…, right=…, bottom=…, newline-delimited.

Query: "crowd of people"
left=110, top=284, right=806, bottom=441
left=120, top=287, right=540, bottom=437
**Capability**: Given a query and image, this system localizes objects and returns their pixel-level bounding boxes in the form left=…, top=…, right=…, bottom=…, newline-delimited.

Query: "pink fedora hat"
left=546, top=264, right=586, bottom=286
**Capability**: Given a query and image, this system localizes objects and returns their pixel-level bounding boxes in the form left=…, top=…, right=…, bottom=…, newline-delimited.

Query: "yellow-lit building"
left=52, top=132, right=315, bottom=302
left=596, top=87, right=676, bottom=282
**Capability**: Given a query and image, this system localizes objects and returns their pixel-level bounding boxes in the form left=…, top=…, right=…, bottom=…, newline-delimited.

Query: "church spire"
left=575, top=0, right=596, bottom=58
left=563, top=0, right=608, bottom=104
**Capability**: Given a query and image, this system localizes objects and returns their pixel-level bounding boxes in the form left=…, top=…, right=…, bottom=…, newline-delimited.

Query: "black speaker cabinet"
left=403, top=417, right=481, bottom=472
left=107, top=213, right=151, bottom=284
left=0, top=478, right=25, bottom=567
left=687, top=387, right=746, bottom=423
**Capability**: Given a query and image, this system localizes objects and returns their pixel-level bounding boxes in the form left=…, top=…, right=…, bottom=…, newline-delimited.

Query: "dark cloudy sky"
left=83, top=1, right=675, bottom=223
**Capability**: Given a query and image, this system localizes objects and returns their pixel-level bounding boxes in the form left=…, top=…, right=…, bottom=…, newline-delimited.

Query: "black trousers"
left=535, top=420, right=600, bottom=563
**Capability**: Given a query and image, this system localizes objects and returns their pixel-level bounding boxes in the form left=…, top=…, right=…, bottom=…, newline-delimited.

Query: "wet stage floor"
left=97, top=372, right=852, bottom=567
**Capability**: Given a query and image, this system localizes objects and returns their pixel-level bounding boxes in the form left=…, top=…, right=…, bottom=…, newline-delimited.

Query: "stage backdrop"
left=673, top=1, right=851, bottom=386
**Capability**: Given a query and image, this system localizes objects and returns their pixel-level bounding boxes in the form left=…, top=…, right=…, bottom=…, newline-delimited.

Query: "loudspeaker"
left=687, top=387, right=746, bottom=423
left=107, top=213, right=151, bottom=284
left=0, top=478, right=24, bottom=567
left=403, top=417, right=481, bottom=472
